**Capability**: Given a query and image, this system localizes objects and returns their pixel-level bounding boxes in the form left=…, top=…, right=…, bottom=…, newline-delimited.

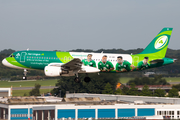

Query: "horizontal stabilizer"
left=150, top=59, right=164, bottom=64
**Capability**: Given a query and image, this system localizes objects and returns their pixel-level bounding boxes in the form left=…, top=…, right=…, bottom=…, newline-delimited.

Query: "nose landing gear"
left=23, top=69, right=28, bottom=80
left=73, top=73, right=91, bottom=83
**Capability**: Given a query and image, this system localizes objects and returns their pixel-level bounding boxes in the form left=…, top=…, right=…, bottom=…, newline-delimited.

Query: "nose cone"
left=2, top=58, right=13, bottom=68
left=2, top=58, right=7, bottom=66
left=2, top=58, right=23, bottom=69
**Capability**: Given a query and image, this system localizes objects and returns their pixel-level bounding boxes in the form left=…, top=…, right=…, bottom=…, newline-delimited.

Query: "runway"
left=12, top=86, right=57, bottom=90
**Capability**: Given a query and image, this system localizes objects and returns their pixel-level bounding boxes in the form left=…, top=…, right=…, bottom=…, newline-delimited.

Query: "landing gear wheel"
left=74, top=77, right=81, bottom=83
left=23, top=69, right=28, bottom=80
left=84, top=77, right=91, bottom=83
left=23, top=76, right=27, bottom=80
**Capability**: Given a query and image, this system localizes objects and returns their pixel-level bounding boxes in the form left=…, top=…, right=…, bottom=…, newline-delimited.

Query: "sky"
left=0, top=0, right=180, bottom=51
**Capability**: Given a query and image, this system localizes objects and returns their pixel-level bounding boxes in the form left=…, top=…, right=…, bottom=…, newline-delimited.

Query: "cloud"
left=0, top=0, right=180, bottom=51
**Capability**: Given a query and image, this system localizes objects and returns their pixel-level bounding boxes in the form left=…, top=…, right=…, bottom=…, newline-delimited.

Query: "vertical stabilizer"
left=140, top=28, right=173, bottom=58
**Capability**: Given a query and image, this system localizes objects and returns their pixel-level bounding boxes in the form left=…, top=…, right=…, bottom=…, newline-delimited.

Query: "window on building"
left=169, top=111, right=171, bottom=115
left=159, top=111, right=162, bottom=115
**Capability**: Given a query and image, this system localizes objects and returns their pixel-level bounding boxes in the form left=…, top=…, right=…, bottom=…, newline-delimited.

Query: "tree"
left=51, top=73, right=119, bottom=97
left=168, top=88, right=179, bottom=97
left=172, top=84, right=180, bottom=91
left=153, top=89, right=166, bottom=97
left=0, top=49, right=15, bottom=54
left=154, top=75, right=169, bottom=85
left=24, top=93, right=27, bottom=96
left=51, top=88, right=60, bottom=96
left=140, top=84, right=152, bottom=96
left=127, top=75, right=170, bottom=85
left=29, top=84, right=41, bottom=96
left=127, top=83, right=139, bottom=95
left=102, top=83, right=113, bottom=94
left=121, top=85, right=129, bottom=95
left=115, top=88, right=123, bottom=95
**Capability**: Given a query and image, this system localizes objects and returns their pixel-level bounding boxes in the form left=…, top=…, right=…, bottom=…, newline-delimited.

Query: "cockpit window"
left=9, top=54, right=15, bottom=58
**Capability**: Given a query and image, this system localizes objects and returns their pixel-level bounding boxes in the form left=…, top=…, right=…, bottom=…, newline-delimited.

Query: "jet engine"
left=44, top=66, right=69, bottom=77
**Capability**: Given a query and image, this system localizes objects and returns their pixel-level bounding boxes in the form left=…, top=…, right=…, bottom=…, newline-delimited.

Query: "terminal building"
left=1, top=93, right=180, bottom=120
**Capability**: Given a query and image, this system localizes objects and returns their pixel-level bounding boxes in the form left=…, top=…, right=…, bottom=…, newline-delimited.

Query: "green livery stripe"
left=56, top=52, right=73, bottom=63
left=131, top=46, right=168, bottom=66
left=156, top=30, right=172, bottom=37
left=6, top=57, right=29, bottom=68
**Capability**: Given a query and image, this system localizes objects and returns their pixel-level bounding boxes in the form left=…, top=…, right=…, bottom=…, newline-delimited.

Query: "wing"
left=47, top=58, right=99, bottom=73
left=61, top=58, right=82, bottom=71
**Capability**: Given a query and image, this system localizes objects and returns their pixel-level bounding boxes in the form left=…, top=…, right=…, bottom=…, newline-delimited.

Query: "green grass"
left=0, top=79, right=58, bottom=88
left=164, top=77, right=180, bottom=83
left=119, top=77, right=180, bottom=84
left=119, top=77, right=132, bottom=84
left=0, top=76, right=179, bottom=89
left=13, top=89, right=53, bottom=96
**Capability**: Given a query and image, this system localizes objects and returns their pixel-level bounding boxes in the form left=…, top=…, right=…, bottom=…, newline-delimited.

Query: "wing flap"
left=61, top=58, right=82, bottom=70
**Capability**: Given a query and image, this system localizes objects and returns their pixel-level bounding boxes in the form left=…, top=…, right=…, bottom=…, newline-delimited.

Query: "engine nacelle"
left=44, top=66, right=62, bottom=77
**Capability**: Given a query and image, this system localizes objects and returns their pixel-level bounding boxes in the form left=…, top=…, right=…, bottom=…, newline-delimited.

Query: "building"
left=1, top=94, right=180, bottom=120
left=0, top=88, right=11, bottom=97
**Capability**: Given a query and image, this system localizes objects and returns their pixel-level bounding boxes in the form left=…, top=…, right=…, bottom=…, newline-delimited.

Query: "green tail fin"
left=140, top=27, right=173, bottom=58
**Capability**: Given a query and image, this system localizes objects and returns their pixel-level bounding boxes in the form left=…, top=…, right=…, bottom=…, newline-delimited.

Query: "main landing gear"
left=74, top=77, right=81, bottom=83
left=84, top=74, right=91, bottom=83
left=74, top=73, right=81, bottom=83
left=74, top=73, right=91, bottom=83
left=23, top=69, right=28, bottom=80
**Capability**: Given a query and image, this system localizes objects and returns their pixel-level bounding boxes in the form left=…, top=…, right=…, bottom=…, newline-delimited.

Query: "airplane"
left=2, top=28, right=175, bottom=83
